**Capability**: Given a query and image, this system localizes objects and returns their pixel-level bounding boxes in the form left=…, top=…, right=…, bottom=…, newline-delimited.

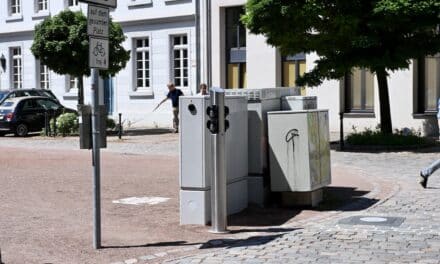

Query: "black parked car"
left=0, top=89, right=59, bottom=105
left=0, top=96, right=76, bottom=137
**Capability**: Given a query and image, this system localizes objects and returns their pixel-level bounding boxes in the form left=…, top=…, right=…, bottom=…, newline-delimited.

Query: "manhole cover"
left=338, top=216, right=405, bottom=227
left=359, top=217, right=387, bottom=223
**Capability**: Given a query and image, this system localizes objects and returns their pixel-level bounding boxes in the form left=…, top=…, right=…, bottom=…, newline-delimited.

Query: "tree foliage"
left=243, top=0, right=440, bottom=133
left=32, top=10, right=129, bottom=77
left=243, top=0, right=440, bottom=86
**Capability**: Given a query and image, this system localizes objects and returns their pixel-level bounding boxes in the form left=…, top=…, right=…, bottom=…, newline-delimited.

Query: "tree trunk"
left=78, top=76, right=84, bottom=106
left=376, top=69, right=392, bottom=134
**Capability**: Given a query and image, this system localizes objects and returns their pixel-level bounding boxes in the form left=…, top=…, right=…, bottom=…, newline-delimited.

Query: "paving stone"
left=165, top=151, right=440, bottom=263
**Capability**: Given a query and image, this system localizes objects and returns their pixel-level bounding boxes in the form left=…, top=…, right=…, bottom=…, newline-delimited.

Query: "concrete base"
left=247, top=176, right=269, bottom=206
left=281, top=189, right=323, bottom=207
left=180, top=178, right=248, bottom=225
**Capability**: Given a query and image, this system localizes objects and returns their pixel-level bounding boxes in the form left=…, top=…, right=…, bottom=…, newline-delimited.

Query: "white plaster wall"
left=0, top=1, right=87, bottom=34
left=210, top=0, right=224, bottom=87
left=114, top=20, right=197, bottom=128
left=111, top=0, right=194, bottom=23
left=306, top=52, right=433, bottom=135
left=0, top=1, right=198, bottom=128
left=211, top=0, right=279, bottom=89
left=246, top=33, right=278, bottom=88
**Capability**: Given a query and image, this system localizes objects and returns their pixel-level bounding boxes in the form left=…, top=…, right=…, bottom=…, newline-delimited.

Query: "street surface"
left=167, top=148, right=440, bottom=264
left=0, top=133, right=438, bottom=263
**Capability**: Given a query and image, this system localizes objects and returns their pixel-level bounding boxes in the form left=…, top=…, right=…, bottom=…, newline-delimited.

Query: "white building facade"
left=0, top=0, right=438, bottom=134
left=0, top=0, right=201, bottom=128
left=209, top=0, right=440, bottom=136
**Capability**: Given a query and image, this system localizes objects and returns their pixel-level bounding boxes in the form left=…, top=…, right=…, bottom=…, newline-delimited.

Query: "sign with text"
left=88, top=5, right=109, bottom=38
left=79, top=0, right=117, bottom=8
left=89, top=37, right=109, bottom=69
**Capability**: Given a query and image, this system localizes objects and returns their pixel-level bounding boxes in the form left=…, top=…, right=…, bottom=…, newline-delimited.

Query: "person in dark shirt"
left=154, top=83, right=184, bottom=132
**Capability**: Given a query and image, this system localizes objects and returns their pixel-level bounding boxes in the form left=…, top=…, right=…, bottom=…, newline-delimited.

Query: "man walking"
left=154, top=83, right=184, bottom=133
left=419, top=97, right=440, bottom=188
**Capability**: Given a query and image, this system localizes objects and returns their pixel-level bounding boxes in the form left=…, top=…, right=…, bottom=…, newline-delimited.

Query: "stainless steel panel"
left=268, top=110, right=331, bottom=192
left=319, top=111, right=332, bottom=186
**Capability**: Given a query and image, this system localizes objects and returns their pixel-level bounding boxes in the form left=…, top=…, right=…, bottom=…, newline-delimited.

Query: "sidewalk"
left=165, top=150, right=440, bottom=264
left=0, top=133, right=437, bottom=263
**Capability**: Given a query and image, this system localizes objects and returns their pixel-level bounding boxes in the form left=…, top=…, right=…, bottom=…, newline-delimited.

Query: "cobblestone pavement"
left=165, top=150, right=440, bottom=264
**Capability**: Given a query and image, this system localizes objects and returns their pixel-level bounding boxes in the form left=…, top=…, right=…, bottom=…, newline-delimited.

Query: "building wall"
left=211, top=0, right=280, bottom=89
left=211, top=1, right=437, bottom=136
left=114, top=19, right=197, bottom=128
left=306, top=53, right=436, bottom=136
left=0, top=0, right=198, bottom=128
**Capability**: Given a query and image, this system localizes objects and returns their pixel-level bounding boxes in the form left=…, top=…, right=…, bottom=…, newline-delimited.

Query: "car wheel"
left=15, top=124, right=28, bottom=137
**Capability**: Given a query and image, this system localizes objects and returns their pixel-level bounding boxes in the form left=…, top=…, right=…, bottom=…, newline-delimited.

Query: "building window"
left=67, top=0, right=78, bottom=7
left=10, top=0, right=21, bottom=15
left=39, top=62, right=50, bottom=89
left=282, top=53, right=306, bottom=94
left=225, top=6, right=246, bottom=89
left=11, top=47, right=23, bottom=89
left=171, top=35, right=189, bottom=88
left=344, top=68, right=375, bottom=113
left=36, top=0, right=48, bottom=11
left=416, top=56, right=440, bottom=113
left=69, top=76, right=79, bottom=91
left=135, top=38, right=150, bottom=90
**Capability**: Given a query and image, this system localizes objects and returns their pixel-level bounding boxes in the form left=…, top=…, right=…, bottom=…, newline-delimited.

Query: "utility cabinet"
left=268, top=110, right=331, bottom=192
left=224, top=88, right=300, bottom=205
left=281, top=96, right=317, bottom=111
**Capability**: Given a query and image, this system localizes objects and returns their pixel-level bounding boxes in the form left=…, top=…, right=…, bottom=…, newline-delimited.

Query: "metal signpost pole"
left=209, top=87, right=227, bottom=233
left=80, top=0, right=114, bottom=249
left=91, top=68, right=101, bottom=249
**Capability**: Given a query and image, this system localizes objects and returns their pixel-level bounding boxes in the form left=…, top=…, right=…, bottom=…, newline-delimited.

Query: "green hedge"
left=346, top=126, right=434, bottom=146
left=42, top=113, right=116, bottom=137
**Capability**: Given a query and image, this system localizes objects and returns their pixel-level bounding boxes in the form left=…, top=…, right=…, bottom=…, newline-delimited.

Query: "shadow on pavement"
left=101, top=241, right=201, bottom=249
left=318, top=186, right=379, bottom=211
left=109, top=128, right=175, bottom=137
left=102, top=230, right=298, bottom=251
left=228, top=186, right=378, bottom=227
left=200, top=233, right=288, bottom=249
left=228, top=227, right=299, bottom=234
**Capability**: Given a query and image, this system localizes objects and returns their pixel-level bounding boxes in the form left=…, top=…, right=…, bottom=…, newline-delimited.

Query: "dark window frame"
left=344, top=69, right=375, bottom=114
left=415, top=56, right=440, bottom=114
left=225, top=6, right=246, bottom=89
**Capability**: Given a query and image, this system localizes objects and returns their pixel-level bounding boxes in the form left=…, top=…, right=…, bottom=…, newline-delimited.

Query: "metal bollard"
left=53, top=112, right=57, bottom=137
left=339, top=112, right=344, bottom=151
left=209, top=87, right=228, bottom=233
left=44, top=111, right=49, bottom=136
left=118, top=113, right=122, bottom=139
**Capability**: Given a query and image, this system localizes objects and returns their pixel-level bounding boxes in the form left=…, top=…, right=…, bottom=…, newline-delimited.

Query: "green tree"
left=243, top=0, right=440, bottom=134
left=31, top=10, right=130, bottom=105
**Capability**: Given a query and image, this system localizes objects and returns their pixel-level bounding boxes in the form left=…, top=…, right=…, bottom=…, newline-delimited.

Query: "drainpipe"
left=206, top=0, right=212, bottom=87
left=195, top=0, right=201, bottom=94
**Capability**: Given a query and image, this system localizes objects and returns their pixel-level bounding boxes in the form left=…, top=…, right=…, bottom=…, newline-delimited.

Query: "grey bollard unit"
left=179, top=95, right=248, bottom=225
